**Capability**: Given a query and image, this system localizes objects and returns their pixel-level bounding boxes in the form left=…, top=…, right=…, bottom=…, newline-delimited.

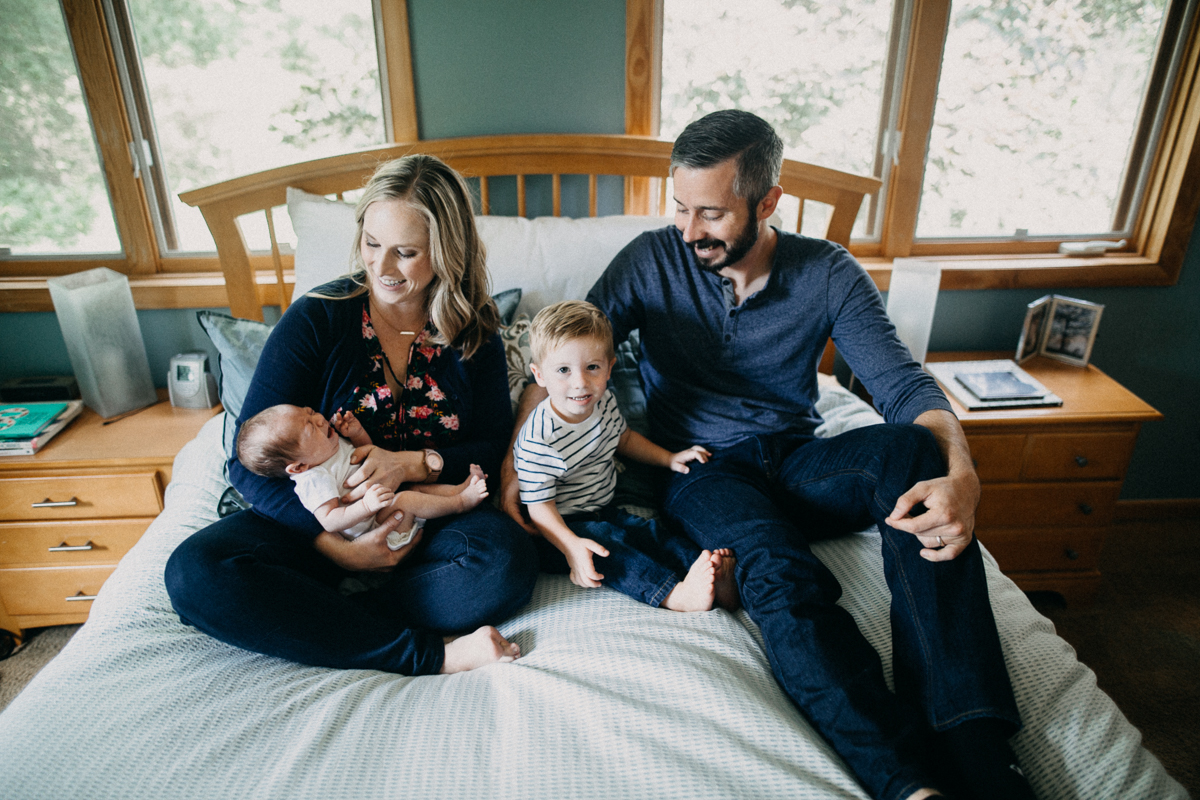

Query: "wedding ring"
left=936, top=536, right=945, bottom=547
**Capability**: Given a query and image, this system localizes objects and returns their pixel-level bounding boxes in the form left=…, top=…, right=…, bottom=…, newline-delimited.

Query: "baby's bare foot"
left=456, top=472, right=489, bottom=511
left=440, top=626, right=520, bottom=674
left=712, top=548, right=740, bottom=611
left=663, top=550, right=716, bottom=612
left=468, top=463, right=487, bottom=482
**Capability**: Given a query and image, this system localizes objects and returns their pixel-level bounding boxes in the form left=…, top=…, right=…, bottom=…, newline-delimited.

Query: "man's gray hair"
left=670, top=110, right=784, bottom=207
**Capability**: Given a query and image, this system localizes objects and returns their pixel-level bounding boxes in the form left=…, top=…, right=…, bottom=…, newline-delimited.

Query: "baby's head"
left=529, top=301, right=616, bottom=422
left=237, top=404, right=340, bottom=478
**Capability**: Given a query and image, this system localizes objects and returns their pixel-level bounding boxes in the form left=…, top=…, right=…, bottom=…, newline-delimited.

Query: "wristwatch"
left=422, top=448, right=443, bottom=483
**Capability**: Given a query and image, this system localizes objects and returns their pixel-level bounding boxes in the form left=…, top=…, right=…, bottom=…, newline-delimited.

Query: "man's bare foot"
left=662, top=550, right=716, bottom=612
left=712, top=548, right=740, bottom=611
left=440, top=626, right=520, bottom=674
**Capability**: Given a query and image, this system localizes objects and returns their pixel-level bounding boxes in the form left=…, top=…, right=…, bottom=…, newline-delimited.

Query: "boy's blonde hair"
left=237, top=405, right=303, bottom=479
left=529, top=300, right=616, bottom=365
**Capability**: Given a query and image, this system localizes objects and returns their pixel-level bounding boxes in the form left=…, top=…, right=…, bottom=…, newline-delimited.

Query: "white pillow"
left=287, top=187, right=357, bottom=301
left=479, top=215, right=671, bottom=318
left=284, top=185, right=671, bottom=312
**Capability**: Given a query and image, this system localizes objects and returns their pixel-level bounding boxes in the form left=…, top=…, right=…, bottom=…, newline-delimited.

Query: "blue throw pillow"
left=196, top=310, right=274, bottom=458
left=493, top=287, right=521, bottom=326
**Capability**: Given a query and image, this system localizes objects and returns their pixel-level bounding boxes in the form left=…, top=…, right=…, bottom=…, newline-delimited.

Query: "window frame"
left=0, top=0, right=416, bottom=309
left=627, top=0, right=1200, bottom=292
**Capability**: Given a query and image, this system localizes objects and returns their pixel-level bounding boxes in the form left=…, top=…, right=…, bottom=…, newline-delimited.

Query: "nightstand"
left=928, top=352, right=1162, bottom=606
left=0, top=396, right=219, bottom=641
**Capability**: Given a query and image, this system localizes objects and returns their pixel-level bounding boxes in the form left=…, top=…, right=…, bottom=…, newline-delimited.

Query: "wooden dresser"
left=929, top=353, right=1162, bottom=605
left=0, top=397, right=219, bottom=641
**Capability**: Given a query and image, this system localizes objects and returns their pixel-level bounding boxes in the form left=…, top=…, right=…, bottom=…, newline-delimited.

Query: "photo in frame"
left=1016, top=295, right=1052, bottom=363
left=1016, top=294, right=1104, bottom=367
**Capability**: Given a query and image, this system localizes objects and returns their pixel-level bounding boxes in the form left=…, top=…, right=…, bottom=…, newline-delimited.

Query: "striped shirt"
left=514, top=390, right=628, bottom=515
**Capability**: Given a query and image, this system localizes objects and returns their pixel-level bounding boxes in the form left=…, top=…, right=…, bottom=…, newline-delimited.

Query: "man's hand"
left=886, top=470, right=980, bottom=562
left=891, top=409, right=982, bottom=562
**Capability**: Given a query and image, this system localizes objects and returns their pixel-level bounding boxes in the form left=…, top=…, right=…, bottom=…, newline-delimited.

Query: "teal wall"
left=1, top=0, right=1195, bottom=499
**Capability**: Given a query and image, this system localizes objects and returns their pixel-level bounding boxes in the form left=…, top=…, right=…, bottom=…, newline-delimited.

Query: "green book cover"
left=0, top=402, right=70, bottom=439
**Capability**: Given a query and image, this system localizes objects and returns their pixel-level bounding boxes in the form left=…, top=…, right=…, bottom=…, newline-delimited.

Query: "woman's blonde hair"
left=315, top=154, right=498, bottom=359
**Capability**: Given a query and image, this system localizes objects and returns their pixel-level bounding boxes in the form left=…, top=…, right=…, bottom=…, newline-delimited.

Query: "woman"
left=166, top=155, right=538, bottom=675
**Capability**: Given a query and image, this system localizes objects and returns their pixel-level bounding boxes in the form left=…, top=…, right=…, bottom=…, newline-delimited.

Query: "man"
left=503, top=110, right=1034, bottom=800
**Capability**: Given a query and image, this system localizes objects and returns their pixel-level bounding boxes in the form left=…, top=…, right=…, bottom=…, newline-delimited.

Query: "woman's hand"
left=312, top=512, right=421, bottom=572
left=344, top=446, right=425, bottom=501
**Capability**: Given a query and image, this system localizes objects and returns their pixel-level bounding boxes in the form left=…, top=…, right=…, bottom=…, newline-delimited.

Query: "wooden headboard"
left=180, top=133, right=881, bottom=324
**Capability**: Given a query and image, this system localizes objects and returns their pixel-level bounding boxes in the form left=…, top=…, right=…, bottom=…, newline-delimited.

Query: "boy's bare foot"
left=712, top=548, right=740, bottom=611
left=440, top=626, right=520, bottom=674
left=662, top=550, right=716, bottom=612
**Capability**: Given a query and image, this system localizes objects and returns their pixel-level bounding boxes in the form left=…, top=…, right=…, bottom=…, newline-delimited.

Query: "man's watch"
left=422, top=448, right=443, bottom=483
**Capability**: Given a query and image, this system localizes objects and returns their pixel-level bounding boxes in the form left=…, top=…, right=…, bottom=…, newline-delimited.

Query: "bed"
left=0, top=135, right=1187, bottom=799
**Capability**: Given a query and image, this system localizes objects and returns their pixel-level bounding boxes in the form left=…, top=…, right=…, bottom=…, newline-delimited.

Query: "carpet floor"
left=1, top=517, right=1196, bottom=796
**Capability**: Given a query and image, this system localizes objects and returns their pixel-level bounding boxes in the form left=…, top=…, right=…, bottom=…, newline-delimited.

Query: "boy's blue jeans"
left=662, top=423, right=1021, bottom=800
left=535, top=505, right=702, bottom=607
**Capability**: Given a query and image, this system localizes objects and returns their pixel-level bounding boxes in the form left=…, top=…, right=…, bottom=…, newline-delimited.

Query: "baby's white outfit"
left=290, top=438, right=371, bottom=538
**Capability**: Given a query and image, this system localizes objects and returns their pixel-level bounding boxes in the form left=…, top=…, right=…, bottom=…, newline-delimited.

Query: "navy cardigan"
left=229, top=279, right=514, bottom=539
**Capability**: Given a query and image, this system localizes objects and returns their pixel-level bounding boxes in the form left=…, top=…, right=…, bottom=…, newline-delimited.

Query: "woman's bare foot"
left=440, top=626, right=520, bottom=674
left=662, top=550, right=716, bottom=612
left=712, top=548, right=740, bottom=611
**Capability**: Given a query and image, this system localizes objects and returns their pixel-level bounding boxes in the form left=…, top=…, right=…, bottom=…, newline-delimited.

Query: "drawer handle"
left=65, top=593, right=98, bottom=602
left=1078, top=503, right=1094, bottom=515
left=49, top=541, right=95, bottom=552
left=1075, top=456, right=1089, bottom=467
left=1065, top=548, right=1080, bottom=560
left=32, top=497, right=78, bottom=508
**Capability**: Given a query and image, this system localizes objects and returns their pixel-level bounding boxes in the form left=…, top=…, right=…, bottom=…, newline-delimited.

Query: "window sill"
left=0, top=253, right=1179, bottom=314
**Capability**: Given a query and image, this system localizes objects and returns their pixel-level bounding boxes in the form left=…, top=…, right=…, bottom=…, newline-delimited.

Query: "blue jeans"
left=662, top=424, right=1020, bottom=800
left=164, top=504, right=538, bottom=675
left=535, top=505, right=701, bottom=607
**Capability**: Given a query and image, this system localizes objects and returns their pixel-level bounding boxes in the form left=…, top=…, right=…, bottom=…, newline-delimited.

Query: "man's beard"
left=687, top=213, right=759, bottom=274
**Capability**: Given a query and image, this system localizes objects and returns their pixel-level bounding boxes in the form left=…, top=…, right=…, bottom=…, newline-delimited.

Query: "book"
left=0, top=400, right=84, bottom=456
left=0, top=401, right=69, bottom=439
left=926, top=360, right=1062, bottom=411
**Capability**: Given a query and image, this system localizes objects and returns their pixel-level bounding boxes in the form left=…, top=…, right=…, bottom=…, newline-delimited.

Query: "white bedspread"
left=0, top=384, right=1185, bottom=799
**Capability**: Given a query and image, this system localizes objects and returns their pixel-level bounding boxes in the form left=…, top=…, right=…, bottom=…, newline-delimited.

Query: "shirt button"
left=728, top=310, right=735, bottom=318
left=724, top=334, right=732, bottom=342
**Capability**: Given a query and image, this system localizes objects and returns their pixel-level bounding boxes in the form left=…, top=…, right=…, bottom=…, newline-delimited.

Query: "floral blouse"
left=344, top=307, right=460, bottom=452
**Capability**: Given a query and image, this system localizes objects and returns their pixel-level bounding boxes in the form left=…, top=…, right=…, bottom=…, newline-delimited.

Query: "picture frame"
left=1042, top=295, right=1104, bottom=366
left=1015, top=295, right=1052, bottom=363
left=1016, top=294, right=1104, bottom=367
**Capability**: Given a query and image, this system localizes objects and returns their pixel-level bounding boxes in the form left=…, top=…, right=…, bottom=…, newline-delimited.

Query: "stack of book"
left=926, top=359, right=1063, bottom=411
left=0, top=400, right=85, bottom=456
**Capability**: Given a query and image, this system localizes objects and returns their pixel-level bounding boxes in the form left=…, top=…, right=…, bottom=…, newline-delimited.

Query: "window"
left=630, top=0, right=1200, bottom=288
left=1, top=0, right=122, bottom=257
left=1, top=0, right=413, bottom=289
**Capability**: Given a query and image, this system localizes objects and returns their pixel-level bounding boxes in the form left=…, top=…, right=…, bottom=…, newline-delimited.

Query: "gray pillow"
left=196, top=310, right=274, bottom=458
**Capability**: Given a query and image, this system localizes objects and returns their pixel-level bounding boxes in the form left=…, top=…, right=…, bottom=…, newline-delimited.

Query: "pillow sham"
left=196, top=310, right=274, bottom=458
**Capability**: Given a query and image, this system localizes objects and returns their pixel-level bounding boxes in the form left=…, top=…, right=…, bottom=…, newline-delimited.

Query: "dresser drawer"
left=1021, top=432, right=1138, bottom=481
left=966, top=435, right=1026, bottom=482
left=0, top=565, right=114, bottom=616
left=0, top=519, right=151, bottom=567
left=0, top=472, right=163, bottom=521
left=979, top=527, right=1103, bottom=572
left=976, top=482, right=1120, bottom=528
